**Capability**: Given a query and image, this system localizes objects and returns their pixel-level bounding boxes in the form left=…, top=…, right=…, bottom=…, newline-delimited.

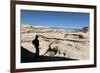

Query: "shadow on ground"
left=21, top=46, right=77, bottom=63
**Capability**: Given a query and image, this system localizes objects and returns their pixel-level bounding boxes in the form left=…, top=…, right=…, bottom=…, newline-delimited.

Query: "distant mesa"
left=81, top=26, right=89, bottom=33
left=21, top=24, right=89, bottom=30
left=21, top=24, right=49, bottom=28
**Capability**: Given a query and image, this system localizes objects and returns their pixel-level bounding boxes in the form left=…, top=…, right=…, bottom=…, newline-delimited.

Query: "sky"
left=21, top=10, right=89, bottom=29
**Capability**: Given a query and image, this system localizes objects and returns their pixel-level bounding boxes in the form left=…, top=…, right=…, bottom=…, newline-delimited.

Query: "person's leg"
left=36, top=47, right=39, bottom=57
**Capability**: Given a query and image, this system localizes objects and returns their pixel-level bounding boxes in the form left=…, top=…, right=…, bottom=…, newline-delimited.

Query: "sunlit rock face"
left=21, top=24, right=89, bottom=60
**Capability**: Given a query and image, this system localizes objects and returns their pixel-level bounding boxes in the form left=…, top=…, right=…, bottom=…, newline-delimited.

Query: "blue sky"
left=21, top=10, right=89, bottom=29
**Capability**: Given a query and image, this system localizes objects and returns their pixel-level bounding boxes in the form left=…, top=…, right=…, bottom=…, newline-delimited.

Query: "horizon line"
left=21, top=23, right=89, bottom=29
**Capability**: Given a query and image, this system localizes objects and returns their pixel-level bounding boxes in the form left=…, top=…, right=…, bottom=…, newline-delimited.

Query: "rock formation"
left=21, top=24, right=89, bottom=60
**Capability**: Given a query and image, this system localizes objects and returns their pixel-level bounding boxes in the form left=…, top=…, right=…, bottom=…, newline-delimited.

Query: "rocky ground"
left=21, top=24, right=89, bottom=60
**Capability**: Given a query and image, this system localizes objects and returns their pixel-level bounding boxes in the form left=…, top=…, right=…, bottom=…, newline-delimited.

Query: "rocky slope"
left=21, top=24, right=89, bottom=60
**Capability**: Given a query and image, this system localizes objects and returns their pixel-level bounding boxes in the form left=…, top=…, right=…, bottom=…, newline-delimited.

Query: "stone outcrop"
left=21, top=24, right=89, bottom=60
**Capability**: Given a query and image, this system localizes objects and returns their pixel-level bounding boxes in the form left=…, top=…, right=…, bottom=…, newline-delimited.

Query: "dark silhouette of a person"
left=32, top=35, right=39, bottom=57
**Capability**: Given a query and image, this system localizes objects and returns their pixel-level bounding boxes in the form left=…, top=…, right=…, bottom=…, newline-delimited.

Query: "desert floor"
left=21, top=24, right=89, bottom=62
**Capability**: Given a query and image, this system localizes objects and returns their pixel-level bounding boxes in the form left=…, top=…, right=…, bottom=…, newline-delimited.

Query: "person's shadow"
left=32, top=35, right=40, bottom=57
